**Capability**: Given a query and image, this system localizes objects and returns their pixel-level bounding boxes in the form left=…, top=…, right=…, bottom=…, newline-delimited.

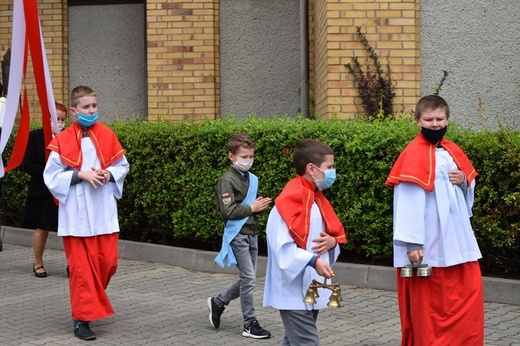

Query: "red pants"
left=63, top=233, right=119, bottom=321
left=397, top=261, right=484, bottom=346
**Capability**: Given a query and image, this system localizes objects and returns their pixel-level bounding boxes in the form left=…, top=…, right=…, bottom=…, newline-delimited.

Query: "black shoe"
left=207, top=297, right=225, bottom=329
left=242, top=320, right=271, bottom=339
left=74, top=322, right=96, bottom=341
left=33, top=265, right=47, bottom=278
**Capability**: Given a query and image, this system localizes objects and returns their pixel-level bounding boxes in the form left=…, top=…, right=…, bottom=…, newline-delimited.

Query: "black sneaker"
left=74, top=322, right=96, bottom=341
left=207, top=297, right=225, bottom=329
left=242, top=320, right=271, bottom=339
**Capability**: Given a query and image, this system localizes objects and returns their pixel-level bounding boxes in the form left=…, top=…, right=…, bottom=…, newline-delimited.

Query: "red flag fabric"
left=4, top=89, right=30, bottom=172
left=4, top=37, right=31, bottom=173
left=24, top=0, right=53, bottom=157
left=4, top=0, right=57, bottom=174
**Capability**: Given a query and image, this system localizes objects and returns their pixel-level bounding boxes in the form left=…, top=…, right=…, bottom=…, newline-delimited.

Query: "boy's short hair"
left=293, top=139, right=334, bottom=176
left=227, top=132, right=255, bottom=154
left=415, top=95, right=450, bottom=120
left=70, top=85, right=96, bottom=107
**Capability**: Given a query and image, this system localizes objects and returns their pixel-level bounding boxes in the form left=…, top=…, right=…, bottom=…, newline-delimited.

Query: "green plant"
left=1, top=117, right=518, bottom=277
left=345, top=26, right=396, bottom=121
left=432, top=70, right=452, bottom=96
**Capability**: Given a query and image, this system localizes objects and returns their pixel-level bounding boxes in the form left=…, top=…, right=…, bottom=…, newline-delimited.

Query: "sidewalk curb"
left=2, top=226, right=518, bottom=306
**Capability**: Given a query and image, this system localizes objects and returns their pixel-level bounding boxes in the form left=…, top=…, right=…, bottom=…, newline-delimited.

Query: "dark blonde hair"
left=227, top=132, right=255, bottom=154
left=293, top=139, right=334, bottom=176
left=70, top=85, right=97, bottom=107
left=414, top=95, right=450, bottom=120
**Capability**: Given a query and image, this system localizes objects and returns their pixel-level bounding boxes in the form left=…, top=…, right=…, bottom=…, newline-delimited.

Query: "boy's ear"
left=305, top=162, right=315, bottom=176
left=228, top=152, right=234, bottom=162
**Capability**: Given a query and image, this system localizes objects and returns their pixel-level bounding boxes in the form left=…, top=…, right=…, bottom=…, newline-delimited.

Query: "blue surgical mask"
left=77, top=112, right=99, bottom=128
left=313, top=165, right=336, bottom=191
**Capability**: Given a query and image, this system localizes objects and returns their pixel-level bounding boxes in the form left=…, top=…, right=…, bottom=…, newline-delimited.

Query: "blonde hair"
left=70, top=85, right=97, bottom=107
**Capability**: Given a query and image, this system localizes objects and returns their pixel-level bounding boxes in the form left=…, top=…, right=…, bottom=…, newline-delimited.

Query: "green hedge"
left=1, top=117, right=519, bottom=273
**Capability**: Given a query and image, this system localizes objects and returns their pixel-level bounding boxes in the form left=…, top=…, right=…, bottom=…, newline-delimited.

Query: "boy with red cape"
left=44, top=86, right=129, bottom=340
left=263, top=138, right=346, bottom=345
left=386, top=95, right=484, bottom=345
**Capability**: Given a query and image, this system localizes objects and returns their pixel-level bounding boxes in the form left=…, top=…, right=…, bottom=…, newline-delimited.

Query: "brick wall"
left=310, top=0, right=421, bottom=118
left=0, top=0, right=420, bottom=121
left=146, top=0, right=219, bottom=121
left=311, top=0, right=331, bottom=117
left=0, top=2, right=14, bottom=71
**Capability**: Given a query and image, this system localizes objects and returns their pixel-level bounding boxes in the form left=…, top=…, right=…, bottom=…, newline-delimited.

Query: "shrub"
left=1, top=118, right=518, bottom=275
left=345, top=26, right=396, bottom=121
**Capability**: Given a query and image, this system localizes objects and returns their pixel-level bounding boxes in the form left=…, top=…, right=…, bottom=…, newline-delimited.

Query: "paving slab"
left=0, top=228, right=519, bottom=345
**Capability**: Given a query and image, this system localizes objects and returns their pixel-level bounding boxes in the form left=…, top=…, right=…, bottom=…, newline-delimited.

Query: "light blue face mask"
left=313, top=166, right=336, bottom=191
left=77, top=112, right=99, bottom=128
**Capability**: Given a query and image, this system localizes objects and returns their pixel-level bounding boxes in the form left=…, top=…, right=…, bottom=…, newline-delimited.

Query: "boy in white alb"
left=44, top=86, right=129, bottom=341
left=263, top=139, right=346, bottom=345
left=386, top=95, right=483, bottom=345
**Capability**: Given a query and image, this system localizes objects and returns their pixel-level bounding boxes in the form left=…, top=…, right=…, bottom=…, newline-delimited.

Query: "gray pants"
left=280, top=309, right=320, bottom=346
left=215, top=233, right=258, bottom=326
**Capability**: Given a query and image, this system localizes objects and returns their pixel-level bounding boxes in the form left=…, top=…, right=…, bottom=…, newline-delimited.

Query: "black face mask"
left=421, top=125, right=448, bottom=144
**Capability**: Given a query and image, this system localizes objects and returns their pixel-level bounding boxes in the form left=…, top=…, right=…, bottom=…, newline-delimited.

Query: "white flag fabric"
left=0, top=0, right=57, bottom=178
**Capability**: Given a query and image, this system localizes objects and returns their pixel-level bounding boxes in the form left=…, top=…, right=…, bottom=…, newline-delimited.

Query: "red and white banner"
left=0, top=0, right=57, bottom=178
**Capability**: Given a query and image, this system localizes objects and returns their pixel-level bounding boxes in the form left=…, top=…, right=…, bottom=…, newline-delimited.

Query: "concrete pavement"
left=0, top=227, right=519, bottom=345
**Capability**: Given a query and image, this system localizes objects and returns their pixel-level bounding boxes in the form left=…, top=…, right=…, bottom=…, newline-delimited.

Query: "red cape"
left=275, top=175, right=346, bottom=249
left=47, top=121, right=125, bottom=170
left=386, top=133, right=477, bottom=191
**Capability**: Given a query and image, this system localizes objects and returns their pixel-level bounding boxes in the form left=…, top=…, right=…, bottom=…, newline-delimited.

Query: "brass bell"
left=312, top=286, right=320, bottom=298
left=417, top=264, right=432, bottom=277
left=337, top=287, right=343, bottom=302
left=303, top=287, right=317, bottom=304
left=327, top=288, right=341, bottom=308
left=400, top=265, right=414, bottom=278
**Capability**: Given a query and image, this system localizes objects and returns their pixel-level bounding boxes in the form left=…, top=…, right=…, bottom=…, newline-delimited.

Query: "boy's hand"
left=407, top=248, right=424, bottom=264
left=311, top=232, right=337, bottom=255
left=79, top=168, right=107, bottom=188
left=96, top=168, right=111, bottom=183
left=448, top=169, right=465, bottom=185
left=250, top=196, right=272, bottom=213
left=314, top=257, right=334, bottom=279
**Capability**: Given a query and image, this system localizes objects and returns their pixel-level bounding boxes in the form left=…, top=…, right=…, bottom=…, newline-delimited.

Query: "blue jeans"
left=215, top=233, right=258, bottom=325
